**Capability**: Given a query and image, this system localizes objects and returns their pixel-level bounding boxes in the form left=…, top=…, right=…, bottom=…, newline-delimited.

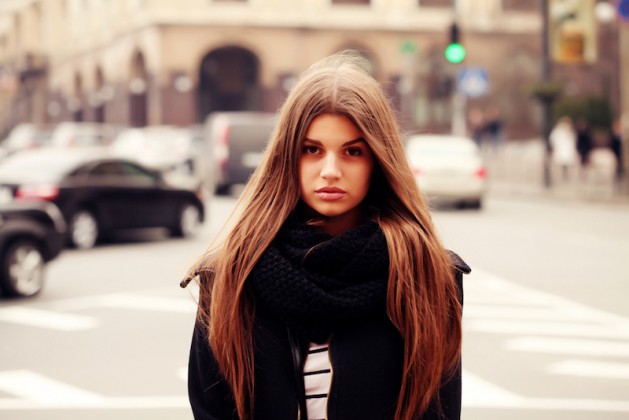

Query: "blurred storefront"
left=0, top=0, right=623, bottom=142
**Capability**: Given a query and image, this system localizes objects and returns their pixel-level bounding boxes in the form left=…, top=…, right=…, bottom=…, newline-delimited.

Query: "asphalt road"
left=0, top=193, right=627, bottom=420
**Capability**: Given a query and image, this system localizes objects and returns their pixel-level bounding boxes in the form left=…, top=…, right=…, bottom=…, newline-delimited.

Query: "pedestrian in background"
left=484, top=105, right=504, bottom=151
left=550, top=116, right=577, bottom=181
left=467, top=107, right=484, bottom=147
left=181, top=52, right=469, bottom=420
left=575, top=118, right=593, bottom=180
left=611, top=117, right=625, bottom=193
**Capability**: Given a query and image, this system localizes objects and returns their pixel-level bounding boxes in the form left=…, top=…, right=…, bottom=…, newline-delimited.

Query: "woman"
left=182, top=52, right=470, bottom=420
left=550, top=116, right=577, bottom=181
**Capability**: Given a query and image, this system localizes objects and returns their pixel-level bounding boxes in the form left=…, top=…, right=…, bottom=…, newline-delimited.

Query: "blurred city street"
left=1, top=0, right=629, bottom=418
left=0, top=179, right=628, bottom=420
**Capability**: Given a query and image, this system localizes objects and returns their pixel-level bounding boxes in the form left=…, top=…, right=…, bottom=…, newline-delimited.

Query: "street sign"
left=618, top=0, right=629, bottom=21
left=457, top=67, right=489, bottom=98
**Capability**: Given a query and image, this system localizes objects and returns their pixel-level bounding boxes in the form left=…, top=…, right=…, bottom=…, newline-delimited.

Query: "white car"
left=405, top=134, right=486, bottom=209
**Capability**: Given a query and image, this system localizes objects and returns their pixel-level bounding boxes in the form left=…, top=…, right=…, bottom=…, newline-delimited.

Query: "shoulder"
left=447, top=250, right=471, bottom=275
left=446, top=250, right=469, bottom=306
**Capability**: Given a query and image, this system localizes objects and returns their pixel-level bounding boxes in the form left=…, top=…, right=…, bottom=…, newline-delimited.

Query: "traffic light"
left=444, top=22, right=466, bottom=64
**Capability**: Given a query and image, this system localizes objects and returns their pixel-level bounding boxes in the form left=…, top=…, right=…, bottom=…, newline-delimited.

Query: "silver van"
left=202, top=112, right=276, bottom=195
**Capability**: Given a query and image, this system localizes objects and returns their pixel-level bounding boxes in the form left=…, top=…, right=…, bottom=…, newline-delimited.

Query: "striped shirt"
left=303, top=342, right=332, bottom=420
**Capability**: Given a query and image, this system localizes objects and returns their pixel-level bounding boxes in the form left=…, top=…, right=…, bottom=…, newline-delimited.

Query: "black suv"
left=0, top=202, right=66, bottom=297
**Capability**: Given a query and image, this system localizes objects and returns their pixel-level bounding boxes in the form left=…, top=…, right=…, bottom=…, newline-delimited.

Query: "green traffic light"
left=445, top=43, right=466, bottom=63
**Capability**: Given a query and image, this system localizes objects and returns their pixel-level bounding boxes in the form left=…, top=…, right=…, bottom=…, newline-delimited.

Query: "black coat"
left=188, top=256, right=469, bottom=420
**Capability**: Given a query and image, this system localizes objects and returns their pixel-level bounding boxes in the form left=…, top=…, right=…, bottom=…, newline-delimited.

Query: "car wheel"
left=69, top=209, right=99, bottom=249
left=468, top=199, right=482, bottom=210
left=172, top=203, right=201, bottom=238
left=215, top=184, right=231, bottom=196
left=0, top=240, right=45, bottom=297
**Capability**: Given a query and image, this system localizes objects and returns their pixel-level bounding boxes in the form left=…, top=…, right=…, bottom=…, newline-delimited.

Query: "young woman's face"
left=299, top=113, right=375, bottom=235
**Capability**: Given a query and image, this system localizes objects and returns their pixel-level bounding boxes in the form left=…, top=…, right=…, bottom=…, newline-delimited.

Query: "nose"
left=321, top=153, right=341, bottom=180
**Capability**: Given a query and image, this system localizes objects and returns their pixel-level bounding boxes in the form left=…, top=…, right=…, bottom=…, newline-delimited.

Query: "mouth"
left=315, top=187, right=346, bottom=201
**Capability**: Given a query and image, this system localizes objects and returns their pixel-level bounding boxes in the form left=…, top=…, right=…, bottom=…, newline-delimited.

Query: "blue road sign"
left=619, top=0, right=629, bottom=21
left=458, top=67, right=489, bottom=98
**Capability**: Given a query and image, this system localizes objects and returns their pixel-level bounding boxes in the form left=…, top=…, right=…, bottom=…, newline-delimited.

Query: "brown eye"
left=345, top=147, right=362, bottom=157
left=303, top=145, right=319, bottom=155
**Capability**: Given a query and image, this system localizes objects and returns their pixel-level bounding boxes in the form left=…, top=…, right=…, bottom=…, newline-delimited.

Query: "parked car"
left=0, top=148, right=205, bottom=249
left=405, top=134, right=487, bottom=209
left=0, top=201, right=66, bottom=298
left=202, top=111, right=276, bottom=194
left=110, top=125, right=196, bottom=175
left=49, top=122, right=116, bottom=148
left=0, top=123, right=53, bottom=159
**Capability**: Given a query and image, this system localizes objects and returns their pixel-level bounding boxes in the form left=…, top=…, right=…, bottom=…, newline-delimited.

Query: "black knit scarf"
left=247, top=215, right=390, bottom=343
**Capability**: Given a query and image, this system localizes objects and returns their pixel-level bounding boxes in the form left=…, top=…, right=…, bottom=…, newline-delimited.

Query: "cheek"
left=298, top=160, right=311, bottom=191
left=354, top=163, right=375, bottom=193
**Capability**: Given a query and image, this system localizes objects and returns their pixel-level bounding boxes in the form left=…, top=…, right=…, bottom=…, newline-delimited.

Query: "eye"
left=345, top=147, right=363, bottom=157
left=302, top=145, right=320, bottom=155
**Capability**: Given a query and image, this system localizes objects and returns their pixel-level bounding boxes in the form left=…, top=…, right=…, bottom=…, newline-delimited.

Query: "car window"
left=119, top=162, right=160, bottom=185
left=90, top=162, right=124, bottom=177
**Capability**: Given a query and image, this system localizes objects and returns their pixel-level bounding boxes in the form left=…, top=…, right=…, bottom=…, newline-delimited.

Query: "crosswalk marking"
left=177, top=367, right=187, bottom=382
left=0, top=307, right=97, bottom=331
left=462, top=371, right=522, bottom=407
left=96, top=294, right=196, bottom=313
left=0, top=396, right=189, bottom=410
left=465, top=319, right=629, bottom=339
left=505, top=336, right=629, bottom=357
left=548, top=360, right=629, bottom=379
left=0, top=370, right=187, bottom=410
left=1, top=368, right=627, bottom=412
left=0, top=370, right=104, bottom=405
left=0, top=292, right=196, bottom=331
left=0, top=268, right=627, bottom=412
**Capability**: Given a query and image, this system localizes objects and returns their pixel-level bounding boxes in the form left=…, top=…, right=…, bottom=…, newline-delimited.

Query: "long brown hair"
left=186, top=51, right=462, bottom=420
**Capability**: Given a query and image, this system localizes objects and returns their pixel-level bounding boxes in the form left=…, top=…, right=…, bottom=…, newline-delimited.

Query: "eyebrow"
left=303, top=137, right=366, bottom=146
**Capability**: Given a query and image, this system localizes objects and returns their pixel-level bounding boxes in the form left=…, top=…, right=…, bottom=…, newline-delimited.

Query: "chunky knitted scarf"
left=247, top=215, right=390, bottom=343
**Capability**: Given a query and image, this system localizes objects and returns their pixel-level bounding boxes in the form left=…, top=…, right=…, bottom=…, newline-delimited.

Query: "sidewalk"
left=483, top=139, right=629, bottom=205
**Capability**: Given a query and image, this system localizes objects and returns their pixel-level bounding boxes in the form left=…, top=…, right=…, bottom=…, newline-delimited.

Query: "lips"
left=315, top=186, right=346, bottom=201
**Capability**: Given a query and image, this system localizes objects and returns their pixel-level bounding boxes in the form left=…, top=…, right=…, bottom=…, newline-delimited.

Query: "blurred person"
left=483, top=105, right=504, bottom=151
left=181, top=52, right=469, bottom=420
left=610, top=118, right=624, bottom=193
left=467, top=107, right=484, bottom=147
left=575, top=117, right=593, bottom=179
left=550, top=116, right=578, bottom=181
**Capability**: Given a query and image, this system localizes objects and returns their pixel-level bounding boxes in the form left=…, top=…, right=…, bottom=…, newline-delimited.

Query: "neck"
left=319, top=209, right=364, bottom=236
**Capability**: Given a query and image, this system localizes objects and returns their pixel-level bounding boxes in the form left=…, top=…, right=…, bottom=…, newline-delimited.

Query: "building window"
left=418, top=0, right=450, bottom=7
left=332, top=0, right=370, bottom=5
left=503, top=0, right=537, bottom=12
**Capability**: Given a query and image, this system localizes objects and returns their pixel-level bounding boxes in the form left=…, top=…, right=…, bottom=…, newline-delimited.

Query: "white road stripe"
left=1, top=395, right=628, bottom=412
left=1, top=370, right=625, bottom=412
left=0, top=396, right=188, bottom=410
left=464, top=306, right=613, bottom=321
left=463, top=371, right=522, bottom=406
left=467, top=268, right=629, bottom=325
left=0, top=307, right=97, bottom=331
left=176, top=367, right=187, bottom=382
left=465, top=319, right=629, bottom=339
left=97, top=294, right=196, bottom=313
left=505, top=336, right=629, bottom=357
left=0, top=370, right=104, bottom=405
left=549, top=360, right=629, bottom=379
left=463, top=396, right=629, bottom=412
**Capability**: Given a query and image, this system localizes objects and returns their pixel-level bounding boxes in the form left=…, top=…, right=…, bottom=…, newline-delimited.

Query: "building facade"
left=0, top=0, right=623, bottom=141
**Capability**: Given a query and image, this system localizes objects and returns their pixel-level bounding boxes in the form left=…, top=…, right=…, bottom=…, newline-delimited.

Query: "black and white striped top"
left=303, top=342, right=332, bottom=420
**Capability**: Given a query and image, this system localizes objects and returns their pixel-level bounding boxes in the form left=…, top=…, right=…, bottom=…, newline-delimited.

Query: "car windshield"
left=0, top=152, right=83, bottom=183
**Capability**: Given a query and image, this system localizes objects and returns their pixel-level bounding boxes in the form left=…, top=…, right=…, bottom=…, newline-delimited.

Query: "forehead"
left=304, top=113, right=362, bottom=142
